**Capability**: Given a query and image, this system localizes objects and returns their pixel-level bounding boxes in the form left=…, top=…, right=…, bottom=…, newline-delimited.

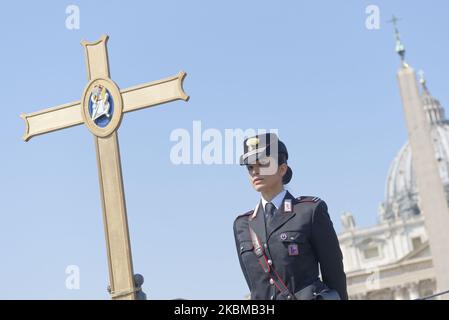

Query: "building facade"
left=338, top=77, right=449, bottom=300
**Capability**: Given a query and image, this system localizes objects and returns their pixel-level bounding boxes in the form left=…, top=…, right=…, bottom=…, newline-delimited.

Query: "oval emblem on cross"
left=89, top=85, right=114, bottom=127
left=81, top=78, right=123, bottom=137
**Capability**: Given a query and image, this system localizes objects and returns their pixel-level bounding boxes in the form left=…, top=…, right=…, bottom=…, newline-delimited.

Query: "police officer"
left=233, top=133, right=348, bottom=300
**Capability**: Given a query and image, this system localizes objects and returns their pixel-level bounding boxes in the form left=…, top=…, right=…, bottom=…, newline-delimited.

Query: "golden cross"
left=20, top=35, right=189, bottom=300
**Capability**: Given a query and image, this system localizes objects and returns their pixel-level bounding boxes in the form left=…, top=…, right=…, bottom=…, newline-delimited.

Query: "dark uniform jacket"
left=233, top=191, right=348, bottom=300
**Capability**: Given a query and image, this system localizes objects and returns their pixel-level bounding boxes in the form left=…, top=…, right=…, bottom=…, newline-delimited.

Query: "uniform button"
left=264, top=243, right=267, bottom=249
left=267, top=259, right=273, bottom=266
left=287, top=295, right=292, bottom=300
left=269, top=278, right=274, bottom=285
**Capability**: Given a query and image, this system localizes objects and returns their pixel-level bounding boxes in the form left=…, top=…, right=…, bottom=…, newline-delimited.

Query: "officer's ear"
left=278, top=163, right=288, bottom=177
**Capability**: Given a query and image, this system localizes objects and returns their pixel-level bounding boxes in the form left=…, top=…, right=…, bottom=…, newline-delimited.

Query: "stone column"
left=406, top=282, right=420, bottom=300
left=397, top=66, right=449, bottom=296
left=393, top=286, right=406, bottom=300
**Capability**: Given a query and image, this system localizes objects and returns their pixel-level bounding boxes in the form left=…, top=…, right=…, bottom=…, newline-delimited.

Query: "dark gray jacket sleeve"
left=233, top=219, right=252, bottom=292
left=311, top=201, right=348, bottom=300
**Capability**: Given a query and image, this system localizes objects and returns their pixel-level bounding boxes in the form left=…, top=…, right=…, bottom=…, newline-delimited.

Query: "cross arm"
left=122, top=71, right=189, bottom=113
left=21, top=71, right=189, bottom=141
left=20, top=101, right=83, bottom=142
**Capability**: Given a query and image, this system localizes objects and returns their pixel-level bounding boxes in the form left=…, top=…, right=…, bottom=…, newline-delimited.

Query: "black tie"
left=265, top=202, right=276, bottom=223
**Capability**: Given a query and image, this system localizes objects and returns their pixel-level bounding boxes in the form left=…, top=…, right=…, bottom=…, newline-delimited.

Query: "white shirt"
left=261, top=189, right=287, bottom=212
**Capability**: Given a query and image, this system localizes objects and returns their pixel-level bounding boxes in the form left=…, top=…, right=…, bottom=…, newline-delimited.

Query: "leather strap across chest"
left=248, top=225, right=295, bottom=299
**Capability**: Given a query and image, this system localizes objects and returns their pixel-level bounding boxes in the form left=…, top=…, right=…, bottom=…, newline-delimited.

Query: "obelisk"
left=392, top=17, right=449, bottom=295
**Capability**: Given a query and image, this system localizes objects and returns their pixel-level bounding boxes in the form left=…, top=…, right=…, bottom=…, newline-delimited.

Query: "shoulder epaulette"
left=235, top=210, right=253, bottom=220
left=297, top=196, right=321, bottom=203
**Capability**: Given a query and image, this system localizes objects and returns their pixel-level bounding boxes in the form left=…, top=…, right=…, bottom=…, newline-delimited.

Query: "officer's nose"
left=247, top=164, right=260, bottom=176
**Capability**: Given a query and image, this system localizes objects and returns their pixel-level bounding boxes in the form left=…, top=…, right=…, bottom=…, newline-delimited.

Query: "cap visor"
left=239, top=146, right=268, bottom=165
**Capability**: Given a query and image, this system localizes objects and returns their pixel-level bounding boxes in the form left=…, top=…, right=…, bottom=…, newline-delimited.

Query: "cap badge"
left=246, top=137, right=259, bottom=151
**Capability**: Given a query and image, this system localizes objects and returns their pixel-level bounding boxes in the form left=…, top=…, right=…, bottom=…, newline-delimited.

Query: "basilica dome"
left=382, top=79, right=449, bottom=221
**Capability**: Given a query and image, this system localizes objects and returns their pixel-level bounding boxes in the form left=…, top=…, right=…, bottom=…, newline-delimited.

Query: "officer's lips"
left=252, top=177, right=264, bottom=184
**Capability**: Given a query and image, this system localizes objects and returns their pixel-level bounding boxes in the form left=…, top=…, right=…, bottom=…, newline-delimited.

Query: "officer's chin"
left=252, top=182, right=267, bottom=192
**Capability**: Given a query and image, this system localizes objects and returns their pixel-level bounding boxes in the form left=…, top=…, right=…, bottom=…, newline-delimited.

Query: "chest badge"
left=284, top=199, right=292, bottom=213
left=288, top=244, right=299, bottom=256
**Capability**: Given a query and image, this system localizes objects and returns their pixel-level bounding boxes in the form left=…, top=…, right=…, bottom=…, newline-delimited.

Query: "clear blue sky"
left=1, top=0, right=449, bottom=299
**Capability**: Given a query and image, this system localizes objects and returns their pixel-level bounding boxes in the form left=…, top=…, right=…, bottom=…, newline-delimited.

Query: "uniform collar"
left=261, top=189, right=287, bottom=211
